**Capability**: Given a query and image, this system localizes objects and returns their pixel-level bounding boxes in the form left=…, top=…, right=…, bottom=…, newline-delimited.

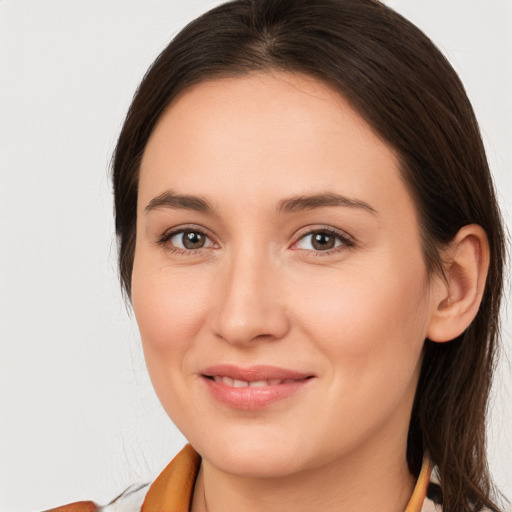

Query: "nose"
left=210, top=248, right=290, bottom=346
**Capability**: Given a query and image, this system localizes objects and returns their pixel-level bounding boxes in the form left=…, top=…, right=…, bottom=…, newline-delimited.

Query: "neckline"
left=142, top=445, right=432, bottom=512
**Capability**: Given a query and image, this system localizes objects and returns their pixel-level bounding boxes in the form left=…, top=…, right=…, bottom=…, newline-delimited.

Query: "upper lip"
left=201, top=364, right=313, bottom=382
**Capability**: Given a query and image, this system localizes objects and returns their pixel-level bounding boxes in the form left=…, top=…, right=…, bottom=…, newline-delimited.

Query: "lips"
left=201, top=364, right=314, bottom=410
left=211, top=376, right=300, bottom=387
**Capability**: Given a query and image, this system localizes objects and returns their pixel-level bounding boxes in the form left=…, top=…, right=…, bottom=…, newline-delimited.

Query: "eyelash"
left=291, top=226, right=355, bottom=256
left=156, top=225, right=355, bottom=256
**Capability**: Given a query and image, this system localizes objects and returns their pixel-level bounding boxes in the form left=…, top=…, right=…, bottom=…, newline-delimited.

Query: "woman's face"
left=132, top=72, right=438, bottom=477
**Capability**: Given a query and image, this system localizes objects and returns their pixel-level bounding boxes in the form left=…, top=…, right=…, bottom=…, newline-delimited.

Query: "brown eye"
left=295, top=229, right=351, bottom=252
left=311, top=232, right=336, bottom=250
left=182, top=231, right=206, bottom=249
left=166, top=229, right=214, bottom=251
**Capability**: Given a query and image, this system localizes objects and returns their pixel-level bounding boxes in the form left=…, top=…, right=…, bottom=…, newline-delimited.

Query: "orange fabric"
left=405, top=455, right=433, bottom=512
left=143, top=444, right=431, bottom=512
left=142, top=444, right=200, bottom=512
left=44, top=501, right=98, bottom=512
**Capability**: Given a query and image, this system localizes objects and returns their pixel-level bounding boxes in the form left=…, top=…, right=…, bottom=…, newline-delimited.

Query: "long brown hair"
left=112, top=1, right=506, bottom=510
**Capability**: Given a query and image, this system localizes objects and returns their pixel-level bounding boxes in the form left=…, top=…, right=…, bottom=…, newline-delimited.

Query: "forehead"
left=139, top=72, right=411, bottom=219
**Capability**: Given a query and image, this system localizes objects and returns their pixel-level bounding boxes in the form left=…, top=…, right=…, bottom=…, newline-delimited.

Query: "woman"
left=45, top=0, right=506, bottom=511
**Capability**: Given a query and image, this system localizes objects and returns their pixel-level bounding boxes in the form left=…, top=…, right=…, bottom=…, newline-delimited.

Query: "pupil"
left=183, top=231, right=204, bottom=249
left=313, top=232, right=334, bottom=250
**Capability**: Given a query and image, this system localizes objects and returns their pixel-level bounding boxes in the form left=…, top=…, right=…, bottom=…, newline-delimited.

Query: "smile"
left=201, top=364, right=315, bottom=410
left=210, top=376, right=301, bottom=387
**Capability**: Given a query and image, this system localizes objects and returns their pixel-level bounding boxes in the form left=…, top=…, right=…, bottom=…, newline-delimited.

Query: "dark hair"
left=112, top=1, right=506, bottom=510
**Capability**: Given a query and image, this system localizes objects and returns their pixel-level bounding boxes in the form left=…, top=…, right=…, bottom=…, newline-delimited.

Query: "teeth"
left=213, top=376, right=234, bottom=386
left=249, top=380, right=268, bottom=387
left=211, top=377, right=294, bottom=387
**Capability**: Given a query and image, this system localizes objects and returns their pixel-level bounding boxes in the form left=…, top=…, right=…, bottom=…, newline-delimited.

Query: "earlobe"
left=426, top=225, right=490, bottom=343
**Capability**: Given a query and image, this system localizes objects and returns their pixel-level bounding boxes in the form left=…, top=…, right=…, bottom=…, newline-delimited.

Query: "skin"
left=131, top=72, right=469, bottom=512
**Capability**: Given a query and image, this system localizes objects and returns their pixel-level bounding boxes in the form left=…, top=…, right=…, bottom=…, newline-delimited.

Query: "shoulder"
left=102, top=484, right=150, bottom=512
left=43, top=483, right=150, bottom=512
left=41, top=445, right=198, bottom=512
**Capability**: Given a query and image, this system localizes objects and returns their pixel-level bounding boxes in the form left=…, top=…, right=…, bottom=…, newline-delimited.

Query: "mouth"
left=206, top=376, right=305, bottom=388
left=200, top=364, right=315, bottom=410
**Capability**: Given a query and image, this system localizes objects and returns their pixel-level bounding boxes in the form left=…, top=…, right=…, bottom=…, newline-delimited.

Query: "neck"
left=191, top=441, right=416, bottom=512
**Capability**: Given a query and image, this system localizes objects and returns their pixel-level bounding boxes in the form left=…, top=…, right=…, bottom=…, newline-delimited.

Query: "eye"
left=158, top=227, right=216, bottom=253
left=171, top=230, right=210, bottom=250
left=294, top=228, right=353, bottom=252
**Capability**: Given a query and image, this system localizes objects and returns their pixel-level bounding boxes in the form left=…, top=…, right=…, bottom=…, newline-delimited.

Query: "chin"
left=189, top=427, right=310, bottom=478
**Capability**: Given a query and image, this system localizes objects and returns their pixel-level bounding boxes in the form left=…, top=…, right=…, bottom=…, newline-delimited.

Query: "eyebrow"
left=145, top=191, right=216, bottom=215
left=144, top=190, right=377, bottom=216
left=278, top=193, right=377, bottom=215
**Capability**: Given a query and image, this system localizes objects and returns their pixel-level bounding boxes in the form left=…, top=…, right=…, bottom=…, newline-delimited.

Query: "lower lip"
left=202, top=377, right=313, bottom=410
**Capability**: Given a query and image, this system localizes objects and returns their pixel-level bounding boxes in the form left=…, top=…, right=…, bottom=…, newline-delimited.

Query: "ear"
left=427, top=224, right=490, bottom=343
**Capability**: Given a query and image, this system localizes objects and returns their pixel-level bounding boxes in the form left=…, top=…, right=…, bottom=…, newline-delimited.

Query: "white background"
left=1, top=1, right=511, bottom=510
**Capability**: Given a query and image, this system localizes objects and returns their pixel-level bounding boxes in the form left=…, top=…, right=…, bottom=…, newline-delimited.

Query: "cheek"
left=294, top=257, right=430, bottom=377
left=131, top=258, right=219, bottom=427
left=299, top=264, right=430, bottom=442
left=131, top=260, right=213, bottom=363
